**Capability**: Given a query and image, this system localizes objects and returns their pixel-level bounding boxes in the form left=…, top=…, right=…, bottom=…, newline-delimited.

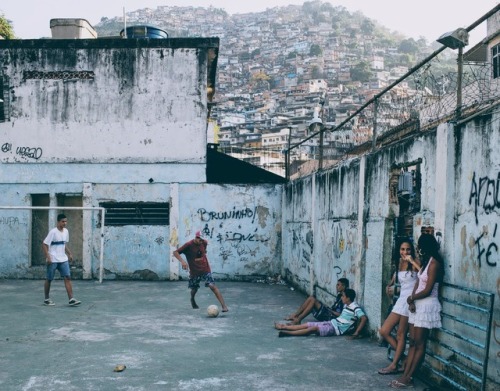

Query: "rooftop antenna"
left=123, top=7, right=127, bottom=38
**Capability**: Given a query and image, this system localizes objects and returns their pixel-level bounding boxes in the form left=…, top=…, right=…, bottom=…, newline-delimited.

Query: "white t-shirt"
left=43, top=227, right=69, bottom=263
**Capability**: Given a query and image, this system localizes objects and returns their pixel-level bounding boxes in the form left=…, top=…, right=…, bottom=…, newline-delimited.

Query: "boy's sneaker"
left=44, top=299, right=55, bottom=306
left=69, top=298, right=81, bottom=306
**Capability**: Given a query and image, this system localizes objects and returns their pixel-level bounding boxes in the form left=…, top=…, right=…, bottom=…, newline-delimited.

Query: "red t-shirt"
left=176, top=239, right=211, bottom=277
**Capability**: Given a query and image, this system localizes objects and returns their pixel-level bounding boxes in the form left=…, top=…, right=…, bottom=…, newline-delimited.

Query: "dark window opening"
left=31, top=194, right=50, bottom=266
left=390, top=160, right=422, bottom=243
left=492, top=44, right=500, bottom=79
left=99, top=202, right=169, bottom=226
left=0, top=74, right=6, bottom=122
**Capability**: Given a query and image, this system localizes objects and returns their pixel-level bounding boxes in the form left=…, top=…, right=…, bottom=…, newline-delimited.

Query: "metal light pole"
left=436, top=28, right=469, bottom=121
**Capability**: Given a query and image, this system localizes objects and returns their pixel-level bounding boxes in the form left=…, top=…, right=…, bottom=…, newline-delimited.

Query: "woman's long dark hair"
left=417, top=233, right=444, bottom=282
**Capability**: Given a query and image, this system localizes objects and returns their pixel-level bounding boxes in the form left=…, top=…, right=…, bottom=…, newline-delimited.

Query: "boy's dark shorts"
left=312, top=302, right=334, bottom=321
left=188, top=272, right=215, bottom=289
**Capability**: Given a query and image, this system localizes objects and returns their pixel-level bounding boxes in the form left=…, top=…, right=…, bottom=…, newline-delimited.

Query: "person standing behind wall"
left=42, top=213, right=81, bottom=307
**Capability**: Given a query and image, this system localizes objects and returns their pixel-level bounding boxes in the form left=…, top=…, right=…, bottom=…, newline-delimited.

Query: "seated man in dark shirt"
left=276, top=288, right=367, bottom=338
left=285, top=278, right=349, bottom=325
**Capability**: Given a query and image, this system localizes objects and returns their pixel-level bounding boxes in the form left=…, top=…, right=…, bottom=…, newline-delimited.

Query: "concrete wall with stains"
left=0, top=39, right=211, bottom=165
left=89, top=183, right=171, bottom=280
left=0, top=39, right=283, bottom=285
left=452, top=114, right=500, bottom=381
left=0, top=38, right=216, bottom=280
left=281, top=109, right=500, bottom=385
left=0, top=180, right=282, bottom=281
left=282, top=162, right=362, bottom=303
left=169, top=184, right=282, bottom=281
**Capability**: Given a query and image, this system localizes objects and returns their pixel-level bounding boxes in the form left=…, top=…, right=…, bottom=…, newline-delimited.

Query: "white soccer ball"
left=207, top=304, right=219, bottom=318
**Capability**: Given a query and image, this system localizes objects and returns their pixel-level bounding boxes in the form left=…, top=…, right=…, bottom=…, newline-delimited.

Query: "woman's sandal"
left=389, top=379, right=414, bottom=388
left=378, top=367, right=402, bottom=375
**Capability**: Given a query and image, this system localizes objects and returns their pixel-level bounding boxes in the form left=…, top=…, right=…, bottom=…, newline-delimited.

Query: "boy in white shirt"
left=42, top=213, right=81, bottom=307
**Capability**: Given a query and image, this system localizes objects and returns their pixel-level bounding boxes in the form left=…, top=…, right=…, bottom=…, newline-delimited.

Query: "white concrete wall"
left=0, top=181, right=282, bottom=281
left=0, top=39, right=283, bottom=283
left=0, top=42, right=207, bottom=164
left=172, top=183, right=282, bottom=280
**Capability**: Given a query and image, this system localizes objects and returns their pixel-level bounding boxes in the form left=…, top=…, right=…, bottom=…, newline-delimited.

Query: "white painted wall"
left=173, top=183, right=282, bottom=280
left=0, top=42, right=207, bottom=164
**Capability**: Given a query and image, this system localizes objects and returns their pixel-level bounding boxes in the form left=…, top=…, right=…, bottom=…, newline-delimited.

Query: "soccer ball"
left=207, top=304, right=219, bottom=318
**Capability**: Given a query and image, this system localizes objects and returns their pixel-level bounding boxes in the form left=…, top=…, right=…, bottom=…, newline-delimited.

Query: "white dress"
left=392, top=270, right=418, bottom=317
left=408, top=259, right=442, bottom=329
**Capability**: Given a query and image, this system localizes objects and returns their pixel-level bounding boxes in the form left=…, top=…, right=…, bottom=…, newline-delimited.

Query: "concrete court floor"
left=0, top=279, right=428, bottom=391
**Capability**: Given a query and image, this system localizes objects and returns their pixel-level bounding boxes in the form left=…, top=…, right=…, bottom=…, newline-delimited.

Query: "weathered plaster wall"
left=281, top=108, right=500, bottom=386
left=282, top=163, right=362, bottom=303
left=0, top=182, right=282, bottom=282
left=170, top=183, right=282, bottom=280
left=0, top=41, right=207, bottom=164
left=453, top=114, right=500, bottom=380
left=0, top=39, right=215, bottom=279
left=0, top=182, right=86, bottom=277
left=89, top=184, right=171, bottom=280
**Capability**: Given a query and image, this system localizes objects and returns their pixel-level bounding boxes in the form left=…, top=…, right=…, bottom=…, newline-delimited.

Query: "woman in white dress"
left=378, top=239, right=420, bottom=375
left=390, top=234, right=444, bottom=389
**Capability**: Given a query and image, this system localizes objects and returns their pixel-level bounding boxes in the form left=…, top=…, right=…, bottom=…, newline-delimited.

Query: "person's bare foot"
left=274, top=322, right=285, bottom=330
left=222, top=306, right=229, bottom=312
left=284, top=314, right=296, bottom=321
left=190, top=298, right=199, bottom=309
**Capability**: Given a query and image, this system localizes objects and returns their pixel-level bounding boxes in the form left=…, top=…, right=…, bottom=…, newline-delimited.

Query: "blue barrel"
left=120, top=25, right=168, bottom=39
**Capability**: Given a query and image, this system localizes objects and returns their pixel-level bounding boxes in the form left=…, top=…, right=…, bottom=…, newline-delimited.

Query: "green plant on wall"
left=0, top=14, right=16, bottom=39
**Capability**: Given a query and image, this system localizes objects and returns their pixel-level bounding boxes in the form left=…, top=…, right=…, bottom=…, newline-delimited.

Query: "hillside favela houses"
left=1, top=3, right=500, bottom=390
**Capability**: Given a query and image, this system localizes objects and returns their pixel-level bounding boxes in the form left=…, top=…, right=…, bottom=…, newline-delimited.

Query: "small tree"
left=309, top=44, right=322, bottom=57
left=399, top=38, right=419, bottom=55
left=350, top=61, right=372, bottom=82
left=0, top=15, right=15, bottom=39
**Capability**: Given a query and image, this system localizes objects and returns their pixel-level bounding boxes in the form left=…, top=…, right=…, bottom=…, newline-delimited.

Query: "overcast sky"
left=1, top=0, right=498, bottom=45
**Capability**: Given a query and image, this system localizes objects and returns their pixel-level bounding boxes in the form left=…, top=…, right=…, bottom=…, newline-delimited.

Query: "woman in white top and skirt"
left=378, top=239, right=420, bottom=375
left=390, top=234, right=444, bottom=389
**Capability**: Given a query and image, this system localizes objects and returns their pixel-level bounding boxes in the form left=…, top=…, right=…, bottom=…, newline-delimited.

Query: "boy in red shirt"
left=173, top=231, right=228, bottom=312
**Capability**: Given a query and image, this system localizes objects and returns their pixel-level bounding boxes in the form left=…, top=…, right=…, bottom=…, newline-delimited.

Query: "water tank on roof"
left=120, top=25, right=168, bottom=39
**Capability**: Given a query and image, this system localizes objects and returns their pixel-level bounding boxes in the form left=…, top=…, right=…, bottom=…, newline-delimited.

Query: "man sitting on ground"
left=275, top=288, right=367, bottom=338
left=285, top=278, right=349, bottom=325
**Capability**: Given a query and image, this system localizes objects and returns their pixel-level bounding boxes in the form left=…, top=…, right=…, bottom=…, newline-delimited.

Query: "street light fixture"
left=308, top=114, right=324, bottom=133
left=436, top=28, right=469, bottom=50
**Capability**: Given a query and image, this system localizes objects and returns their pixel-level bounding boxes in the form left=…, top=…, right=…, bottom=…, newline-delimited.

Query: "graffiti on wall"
left=469, top=172, right=499, bottom=362
left=287, top=226, right=313, bottom=276
left=0, top=216, right=20, bottom=227
left=196, top=206, right=271, bottom=264
left=469, top=171, right=499, bottom=268
left=2, top=142, right=43, bottom=160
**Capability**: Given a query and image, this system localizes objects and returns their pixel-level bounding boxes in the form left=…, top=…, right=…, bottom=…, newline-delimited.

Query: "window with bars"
left=99, top=202, right=169, bottom=226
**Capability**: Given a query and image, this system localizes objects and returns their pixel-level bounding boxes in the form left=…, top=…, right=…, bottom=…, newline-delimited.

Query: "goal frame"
left=0, top=206, right=106, bottom=283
